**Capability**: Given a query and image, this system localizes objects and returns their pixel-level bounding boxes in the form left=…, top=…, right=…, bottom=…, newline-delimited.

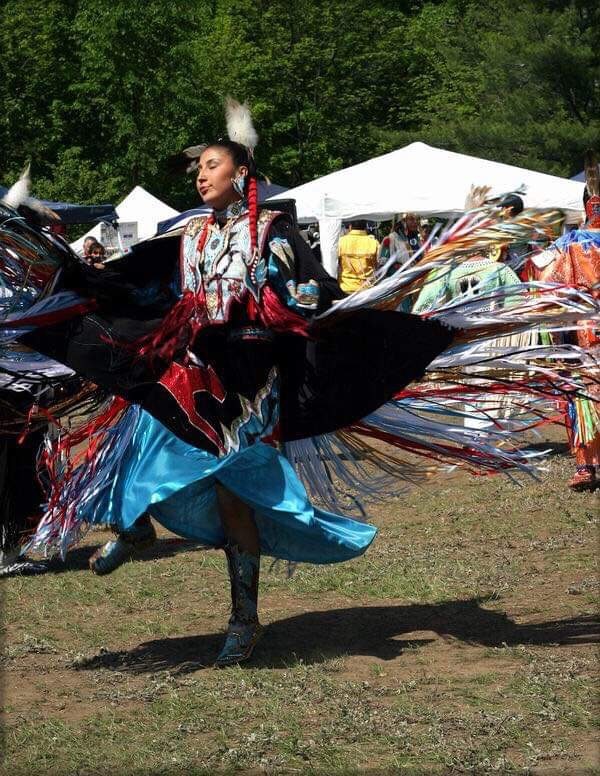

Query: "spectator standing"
left=86, top=240, right=107, bottom=269
left=307, top=224, right=322, bottom=264
left=404, top=213, right=422, bottom=256
left=487, top=195, right=526, bottom=270
left=337, top=220, right=380, bottom=293
left=82, top=235, right=96, bottom=261
left=379, top=221, right=410, bottom=272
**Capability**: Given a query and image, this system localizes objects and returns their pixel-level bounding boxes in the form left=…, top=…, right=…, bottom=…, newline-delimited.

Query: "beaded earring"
left=232, top=172, right=247, bottom=198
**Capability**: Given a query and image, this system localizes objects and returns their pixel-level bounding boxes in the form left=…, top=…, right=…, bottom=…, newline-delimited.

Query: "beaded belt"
left=227, top=326, right=275, bottom=344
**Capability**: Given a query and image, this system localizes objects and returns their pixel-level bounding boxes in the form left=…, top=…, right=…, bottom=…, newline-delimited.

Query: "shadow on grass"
left=519, top=440, right=570, bottom=456
left=46, top=537, right=203, bottom=574
left=73, top=597, right=600, bottom=674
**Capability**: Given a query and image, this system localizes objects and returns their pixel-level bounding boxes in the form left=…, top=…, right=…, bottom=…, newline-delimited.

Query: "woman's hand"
left=294, top=279, right=320, bottom=308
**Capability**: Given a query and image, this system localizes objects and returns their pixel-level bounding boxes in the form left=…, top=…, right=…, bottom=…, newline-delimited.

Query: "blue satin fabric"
left=88, top=409, right=377, bottom=564
left=555, top=228, right=600, bottom=250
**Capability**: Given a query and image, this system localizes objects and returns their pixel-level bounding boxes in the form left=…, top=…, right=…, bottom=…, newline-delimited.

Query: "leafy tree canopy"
left=0, top=0, right=597, bottom=211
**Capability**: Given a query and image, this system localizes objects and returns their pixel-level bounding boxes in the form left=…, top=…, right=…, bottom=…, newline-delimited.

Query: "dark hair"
left=351, top=219, right=367, bottom=229
left=583, top=188, right=590, bottom=207
left=84, top=238, right=103, bottom=255
left=499, top=194, right=524, bottom=217
left=203, top=140, right=257, bottom=178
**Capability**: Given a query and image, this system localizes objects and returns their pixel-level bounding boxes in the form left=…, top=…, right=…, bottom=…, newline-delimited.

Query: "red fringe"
left=349, top=422, right=516, bottom=475
left=112, top=217, right=217, bottom=366
left=105, top=290, right=201, bottom=367
left=113, top=284, right=310, bottom=367
left=40, top=397, right=129, bottom=539
left=396, top=376, right=578, bottom=404
left=1, top=300, right=97, bottom=329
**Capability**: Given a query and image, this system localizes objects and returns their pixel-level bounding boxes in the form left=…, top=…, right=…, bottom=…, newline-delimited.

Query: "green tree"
left=0, top=0, right=79, bottom=183
left=0, top=0, right=598, bottom=209
left=378, top=0, right=600, bottom=177
left=190, top=0, right=412, bottom=185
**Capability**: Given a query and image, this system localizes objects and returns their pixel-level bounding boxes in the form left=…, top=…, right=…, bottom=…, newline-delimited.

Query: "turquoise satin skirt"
left=88, top=409, right=377, bottom=564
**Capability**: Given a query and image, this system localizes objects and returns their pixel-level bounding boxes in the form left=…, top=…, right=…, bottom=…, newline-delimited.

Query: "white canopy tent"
left=71, top=185, right=179, bottom=254
left=267, top=142, right=585, bottom=276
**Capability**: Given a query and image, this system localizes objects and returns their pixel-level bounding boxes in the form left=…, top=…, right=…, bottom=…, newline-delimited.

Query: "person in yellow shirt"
left=337, top=220, right=380, bottom=293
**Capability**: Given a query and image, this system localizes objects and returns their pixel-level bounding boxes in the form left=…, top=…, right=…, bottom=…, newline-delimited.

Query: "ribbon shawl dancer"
left=1, top=103, right=598, bottom=666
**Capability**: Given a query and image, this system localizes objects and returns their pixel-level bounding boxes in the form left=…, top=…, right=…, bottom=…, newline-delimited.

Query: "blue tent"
left=571, top=170, right=585, bottom=182
left=156, top=181, right=288, bottom=234
left=0, top=185, right=117, bottom=225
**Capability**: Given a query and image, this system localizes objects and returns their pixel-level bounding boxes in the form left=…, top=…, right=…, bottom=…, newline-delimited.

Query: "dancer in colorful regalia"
left=0, top=180, right=91, bottom=576
left=14, top=100, right=454, bottom=666
left=3, top=102, right=598, bottom=666
left=527, top=153, right=600, bottom=492
left=412, top=190, right=536, bottom=431
left=413, top=189, right=525, bottom=314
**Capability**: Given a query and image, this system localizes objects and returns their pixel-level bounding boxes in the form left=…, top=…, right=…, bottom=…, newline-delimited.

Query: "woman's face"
left=196, top=146, right=247, bottom=210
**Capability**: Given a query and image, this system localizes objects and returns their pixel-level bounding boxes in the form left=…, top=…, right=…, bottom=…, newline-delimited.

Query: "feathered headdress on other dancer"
left=464, top=184, right=492, bottom=211
left=1, top=164, right=60, bottom=224
left=584, top=150, right=600, bottom=227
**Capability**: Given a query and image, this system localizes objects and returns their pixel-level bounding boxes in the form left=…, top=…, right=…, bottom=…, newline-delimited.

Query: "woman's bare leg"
left=215, top=484, right=259, bottom=554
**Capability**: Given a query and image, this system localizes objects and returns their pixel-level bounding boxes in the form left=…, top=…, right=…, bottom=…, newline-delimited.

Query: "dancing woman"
left=6, top=103, right=598, bottom=666
left=20, top=101, right=453, bottom=666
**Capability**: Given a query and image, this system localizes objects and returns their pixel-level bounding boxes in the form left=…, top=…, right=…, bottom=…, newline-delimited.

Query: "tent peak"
left=402, top=141, right=433, bottom=150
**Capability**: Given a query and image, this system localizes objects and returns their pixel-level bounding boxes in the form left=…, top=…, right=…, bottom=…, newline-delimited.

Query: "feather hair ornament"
left=225, top=96, right=258, bottom=152
left=2, top=164, right=31, bottom=210
left=584, top=150, right=599, bottom=197
left=22, top=198, right=60, bottom=222
left=182, top=144, right=208, bottom=174
left=464, top=184, right=492, bottom=211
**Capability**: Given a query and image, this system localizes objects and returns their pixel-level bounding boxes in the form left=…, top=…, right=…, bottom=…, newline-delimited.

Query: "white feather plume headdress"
left=464, top=184, right=492, bottom=211
left=464, top=183, right=527, bottom=214
left=2, top=164, right=32, bottom=210
left=1, top=164, right=60, bottom=222
left=176, top=97, right=258, bottom=174
left=225, top=97, right=258, bottom=153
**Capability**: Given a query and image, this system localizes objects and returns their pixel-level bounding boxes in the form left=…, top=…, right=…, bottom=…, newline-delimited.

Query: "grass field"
left=1, top=441, right=598, bottom=774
